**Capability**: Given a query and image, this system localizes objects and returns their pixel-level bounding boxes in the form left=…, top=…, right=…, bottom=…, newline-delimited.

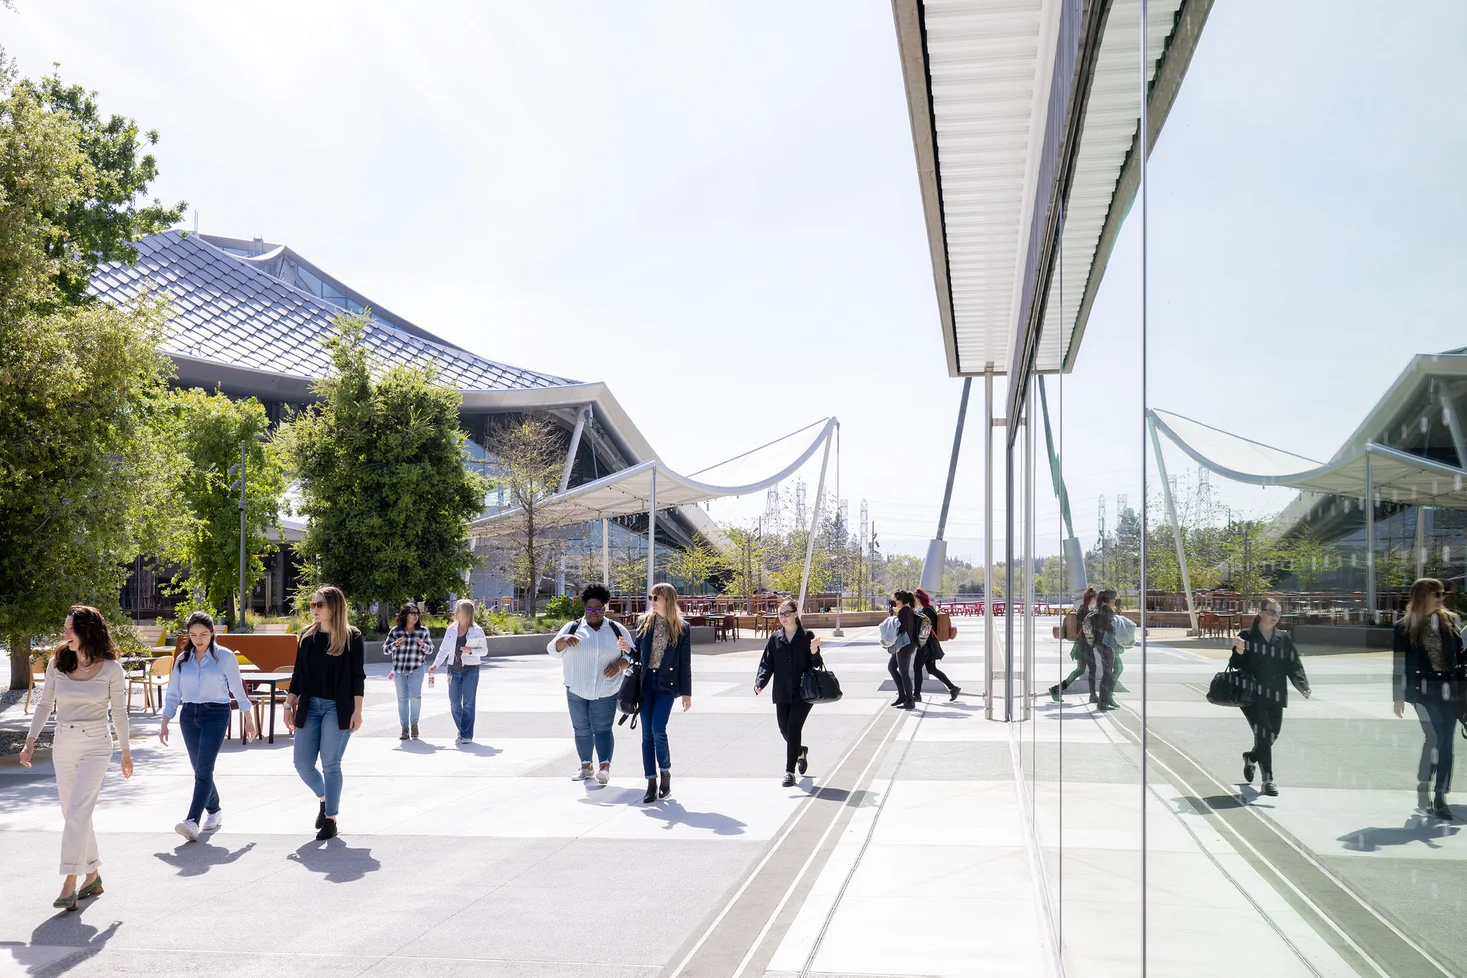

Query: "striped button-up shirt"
left=384, top=626, right=434, bottom=672
left=546, top=617, right=631, bottom=701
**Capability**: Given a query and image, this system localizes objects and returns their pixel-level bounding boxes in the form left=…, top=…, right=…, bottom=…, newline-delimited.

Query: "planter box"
left=369, top=626, right=718, bottom=660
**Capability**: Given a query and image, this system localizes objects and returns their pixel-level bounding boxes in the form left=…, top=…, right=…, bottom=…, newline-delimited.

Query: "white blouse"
left=27, top=658, right=130, bottom=745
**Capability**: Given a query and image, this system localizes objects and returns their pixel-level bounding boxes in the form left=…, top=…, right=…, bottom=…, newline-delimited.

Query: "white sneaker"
left=595, top=766, right=610, bottom=785
left=174, top=819, right=200, bottom=842
left=202, top=811, right=223, bottom=832
left=572, top=766, right=594, bottom=781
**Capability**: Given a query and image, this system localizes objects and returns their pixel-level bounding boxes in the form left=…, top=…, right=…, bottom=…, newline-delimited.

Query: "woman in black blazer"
left=1393, top=578, right=1465, bottom=820
left=623, top=583, right=692, bottom=804
left=755, top=599, right=824, bottom=787
left=1231, top=599, right=1310, bottom=798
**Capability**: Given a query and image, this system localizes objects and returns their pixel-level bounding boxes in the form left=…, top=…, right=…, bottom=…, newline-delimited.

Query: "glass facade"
left=1001, top=2, right=1467, bottom=973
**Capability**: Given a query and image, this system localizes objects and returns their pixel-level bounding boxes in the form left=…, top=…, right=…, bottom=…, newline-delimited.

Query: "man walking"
left=547, top=584, right=633, bottom=784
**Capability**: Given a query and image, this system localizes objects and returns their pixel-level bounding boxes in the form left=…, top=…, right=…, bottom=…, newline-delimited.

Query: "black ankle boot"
left=315, top=801, right=326, bottom=830
left=642, top=778, right=658, bottom=804
left=1434, top=792, right=1454, bottom=820
left=658, top=770, right=671, bottom=799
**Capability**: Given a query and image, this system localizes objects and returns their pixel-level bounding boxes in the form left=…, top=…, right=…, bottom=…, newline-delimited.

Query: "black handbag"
left=800, top=664, right=843, bottom=704
left=617, top=665, right=642, bottom=728
left=1206, top=667, right=1255, bottom=708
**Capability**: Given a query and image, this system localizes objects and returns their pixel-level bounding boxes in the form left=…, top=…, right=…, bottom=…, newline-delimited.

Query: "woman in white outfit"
left=19, top=605, right=135, bottom=910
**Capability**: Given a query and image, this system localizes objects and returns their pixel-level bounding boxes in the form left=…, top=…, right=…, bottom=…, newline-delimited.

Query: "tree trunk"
left=377, top=604, right=390, bottom=634
left=10, top=631, right=34, bottom=692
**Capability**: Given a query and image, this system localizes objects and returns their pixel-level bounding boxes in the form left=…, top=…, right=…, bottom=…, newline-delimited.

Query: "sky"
left=4, top=0, right=1462, bottom=565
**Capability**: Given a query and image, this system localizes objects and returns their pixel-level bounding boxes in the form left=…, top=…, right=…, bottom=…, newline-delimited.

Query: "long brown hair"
left=394, top=602, right=422, bottom=632
left=638, top=582, right=684, bottom=643
left=1405, top=578, right=1460, bottom=646
left=54, top=605, right=119, bottom=674
left=300, top=585, right=353, bottom=657
left=1249, top=598, right=1283, bottom=634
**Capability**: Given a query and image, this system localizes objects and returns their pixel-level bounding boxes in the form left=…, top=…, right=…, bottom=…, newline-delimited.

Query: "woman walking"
left=1049, top=586, right=1097, bottom=702
left=887, top=591, right=921, bottom=709
left=1082, top=590, right=1120, bottom=711
left=430, top=599, right=487, bottom=745
left=547, top=584, right=633, bottom=784
left=284, top=586, right=365, bottom=840
left=754, top=599, right=823, bottom=786
left=913, top=588, right=960, bottom=702
left=624, top=582, right=692, bottom=803
left=1393, top=578, right=1463, bottom=820
left=18, top=606, right=134, bottom=910
left=384, top=602, right=433, bottom=741
left=159, top=611, right=257, bottom=842
left=1232, top=598, right=1311, bottom=797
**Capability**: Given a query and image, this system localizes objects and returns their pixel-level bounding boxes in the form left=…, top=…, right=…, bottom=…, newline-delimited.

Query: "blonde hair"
left=1405, top=578, right=1460, bottom=646
left=301, top=585, right=352, bottom=657
left=454, top=598, right=477, bottom=631
left=638, top=582, right=684, bottom=643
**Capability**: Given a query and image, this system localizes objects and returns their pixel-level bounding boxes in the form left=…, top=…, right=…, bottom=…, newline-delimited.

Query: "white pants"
left=52, top=722, right=113, bottom=876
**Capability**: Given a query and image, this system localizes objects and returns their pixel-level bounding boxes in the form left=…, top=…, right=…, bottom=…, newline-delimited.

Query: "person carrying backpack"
left=1082, top=590, right=1121, bottom=711
left=547, top=584, right=634, bottom=786
left=913, top=589, right=960, bottom=702
left=887, top=591, right=921, bottom=710
left=1049, top=586, right=1097, bottom=703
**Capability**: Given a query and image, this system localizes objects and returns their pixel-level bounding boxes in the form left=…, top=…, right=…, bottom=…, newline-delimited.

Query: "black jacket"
left=289, top=627, right=367, bottom=730
left=756, top=626, right=824, bottom=705
left=1229, top=624, right=1309, bottom=707
left=632, top=617, right=692, bottom=697
left=897, top=606, right=919, bottom=650
left=918, top=605, right=944, bottom=657
left=1393, top=615, right=1465, bottom=705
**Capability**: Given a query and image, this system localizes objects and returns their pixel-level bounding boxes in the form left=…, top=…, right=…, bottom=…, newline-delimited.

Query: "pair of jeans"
left=776, top=700, right=812, bottom=773
left=448, top=667, right=480, bottom=740
left=567, top=691, right=617, bottom=765
left=1241, top=701, right=1284, bottom=780
left=1415, top=697, right=1457, bottom=793
left=640, top=688, right=676, bottom=777
left=52, top=722, right=112, bottom=875
left=293, top=697, right=352, bottom=817
left=887, top=646, right=915, bottom=702
left=393, top=667, right=426, bottom=729
left=1094, top=643, right=1117, bottom=704
left=914, top=645, right=956, bottom=695
left=179, top=702, right=229, bottom=823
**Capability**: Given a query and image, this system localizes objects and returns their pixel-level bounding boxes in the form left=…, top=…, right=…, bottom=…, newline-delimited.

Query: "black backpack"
left=565, top=620, right=641, bottom=728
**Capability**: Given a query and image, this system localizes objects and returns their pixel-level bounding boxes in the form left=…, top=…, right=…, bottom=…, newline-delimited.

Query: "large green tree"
left=0, top=65, right=186, bottom=688
left=164, top=389, right=284, bottom=627
left=277, top=315, right=487, bottom=623
left=483, top=415, right=573, bottom=616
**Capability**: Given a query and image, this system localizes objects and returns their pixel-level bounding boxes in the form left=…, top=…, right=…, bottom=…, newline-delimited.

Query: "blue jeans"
left=393, top=667, right=426, bottom=729
left=293, top=697, right=352, bottom=817
left=567, top=691, right=617, bottom=765
left=640, top=689, right=676, bottom=777
left=1416, top=698, right=1457, bottom=793
left=179, top=702, right=229, bottom=823
left=448, top=667, right=480, bottom=740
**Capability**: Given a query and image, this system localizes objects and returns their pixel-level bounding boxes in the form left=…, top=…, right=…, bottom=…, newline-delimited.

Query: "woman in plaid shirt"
left=384, top=603, right=433, bottom=740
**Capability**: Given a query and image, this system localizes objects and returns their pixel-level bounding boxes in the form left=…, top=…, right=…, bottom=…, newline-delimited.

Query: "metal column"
left=1004, top=404, right=1016, bottom=722
left=559, top=406, right=590, bottom=493
left=798, top=427, right=834, bottom=613
left=1022, top=384, right=1034, bottom=722
left=1150, top=418, right=1197, bottom=632
left=922, top=378, right=973, bottom=593
left=984, top=368, right=996, bottom=721
left=1365, top=450, right=1376, bottom=624
left=602, top=518, right=611, bottom=587
left=1416, top=505, right=1427, bottom=581
left=647, top=467, right=658, bottom=598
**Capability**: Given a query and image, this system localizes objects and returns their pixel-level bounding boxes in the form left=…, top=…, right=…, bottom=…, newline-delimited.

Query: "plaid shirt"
left=384, top=626, right=434, bottom=671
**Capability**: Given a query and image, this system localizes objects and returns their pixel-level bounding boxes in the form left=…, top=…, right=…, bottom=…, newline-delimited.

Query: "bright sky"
left=5, top=0, right=1462, bottom=564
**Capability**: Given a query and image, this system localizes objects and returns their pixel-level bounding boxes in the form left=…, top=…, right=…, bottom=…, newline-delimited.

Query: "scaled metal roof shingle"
left=90, top=231, right=577, bottom=392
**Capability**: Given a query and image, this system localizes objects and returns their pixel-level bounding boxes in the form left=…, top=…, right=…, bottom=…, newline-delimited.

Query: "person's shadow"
left=288, top=838, right=381, bottom=883
left=6, top=917, right=122, bottom=976
left=1338, top=816, right=1459, bottom=852
left=454, top=743, right=503, bottom=758
left=399, top=740, right=446, bottom=755
left=154, top=840, right=256, bottom=877
left=639, top=800, right=748, bottom=837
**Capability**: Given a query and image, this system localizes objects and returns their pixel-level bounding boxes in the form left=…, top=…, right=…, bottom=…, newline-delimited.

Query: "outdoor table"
left=241, top=672, right=293, bottom=744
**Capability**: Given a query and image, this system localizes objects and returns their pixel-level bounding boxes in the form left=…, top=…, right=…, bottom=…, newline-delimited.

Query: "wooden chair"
left=24, top=655, right=49, bottom=713
left=248, top=664, right=293, bottom=740
left=127, top=653, right=175, bottom=713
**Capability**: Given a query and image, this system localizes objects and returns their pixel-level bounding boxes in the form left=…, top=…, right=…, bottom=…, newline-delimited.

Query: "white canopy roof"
left=1150, top=409, right=1467, bottom=508
left=470, top=419, right=838, bottom=538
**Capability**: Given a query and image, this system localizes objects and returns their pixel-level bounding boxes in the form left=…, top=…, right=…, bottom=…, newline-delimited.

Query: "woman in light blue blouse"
left=159, top=611, right=256, bottom=842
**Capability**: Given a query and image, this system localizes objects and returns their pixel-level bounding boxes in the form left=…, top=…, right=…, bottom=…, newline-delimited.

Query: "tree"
left=668, top=541, right=725, bottom=595
left=483, top=414, right=569, bottom=617
left=277, top=315, right=487, bottom=624
left=0, top=65, right=185, bottom=688
left=1221, top=516, right=1278, bottom=604
left=880, top=554, right=923, bottom=593
left=722, top=522, right=767, bottom=610
left=163, top=389, right=284, bottom=627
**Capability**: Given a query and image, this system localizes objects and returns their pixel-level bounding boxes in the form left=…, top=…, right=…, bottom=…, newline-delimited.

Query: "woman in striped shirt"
left=383, top=603, right=433, bottom=740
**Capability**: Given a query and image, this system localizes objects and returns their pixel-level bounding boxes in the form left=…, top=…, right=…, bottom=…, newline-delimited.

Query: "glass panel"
left=1145, top=2, right=1467, bottom=974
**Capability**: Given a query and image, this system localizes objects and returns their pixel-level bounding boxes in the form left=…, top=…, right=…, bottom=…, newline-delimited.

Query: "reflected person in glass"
left=1232, top=599, right=1310, bottom=797
left=1393, top=578, right=1463, bottom=820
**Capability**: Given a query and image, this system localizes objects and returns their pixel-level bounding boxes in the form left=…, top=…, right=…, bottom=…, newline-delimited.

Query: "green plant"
left=163, top=593, right=221, bottom=635
left=544, top=595, right=584, bottom=620
left=348, top=607, right=381, bottom=641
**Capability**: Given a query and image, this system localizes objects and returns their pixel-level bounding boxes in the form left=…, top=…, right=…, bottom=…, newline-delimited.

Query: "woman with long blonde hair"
left=622, top=582, right=692, bottom=803
left=430, top=598, right=488, bottom=744
left=1393, top=578, right=1464, bottom=819
left=285, top=585, right=366, bottom=839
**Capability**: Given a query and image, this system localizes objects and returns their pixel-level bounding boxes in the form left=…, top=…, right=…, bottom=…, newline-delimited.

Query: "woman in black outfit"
left=1232, top=598, right=1310, bottom=798
left=755, top=599, right=825, bottom=787
left=888, top=591, right=920, bottom=710
left=1393, top=577, right=1464, bottom=820
left=284, top=585, right=366, bottom=840
left=912, top=588, right=960, bottom=702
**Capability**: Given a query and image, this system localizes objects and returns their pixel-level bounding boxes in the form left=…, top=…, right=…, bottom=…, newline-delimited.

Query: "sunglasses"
left=309, top=600, right=326, bottom=610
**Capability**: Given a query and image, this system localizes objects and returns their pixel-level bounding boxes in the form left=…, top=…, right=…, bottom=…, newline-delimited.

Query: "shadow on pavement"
left=1338, top=817, right=1459, bottom=852
left=153, top=840, right=257, bottom=876
left=14, top=917, right=121, bottom=977
left=639, top=800, right=748, bottom=836
left=288, top=838, right=381, bottom=882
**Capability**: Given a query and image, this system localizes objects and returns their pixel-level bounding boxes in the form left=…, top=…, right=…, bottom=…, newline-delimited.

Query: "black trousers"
left=888, top=647, right=914, bottom=702
left=776, top=700, right=813, bottom=773
left=1094, top=643, right=1117, bottom=704
left=1241, top=701, right=1284, bottom=779
left=914, top=646, right=956, bottom=694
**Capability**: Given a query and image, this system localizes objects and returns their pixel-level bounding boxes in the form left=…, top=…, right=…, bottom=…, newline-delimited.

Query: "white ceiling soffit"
left=895, top=0, right=1058, bottom=376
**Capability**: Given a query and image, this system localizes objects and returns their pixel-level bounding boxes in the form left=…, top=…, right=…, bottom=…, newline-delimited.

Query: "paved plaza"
left=1, top=622, right=1455, bottom=977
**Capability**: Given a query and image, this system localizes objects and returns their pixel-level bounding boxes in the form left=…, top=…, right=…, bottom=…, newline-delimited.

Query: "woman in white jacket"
left=429, top=600, right=486, bottom=744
